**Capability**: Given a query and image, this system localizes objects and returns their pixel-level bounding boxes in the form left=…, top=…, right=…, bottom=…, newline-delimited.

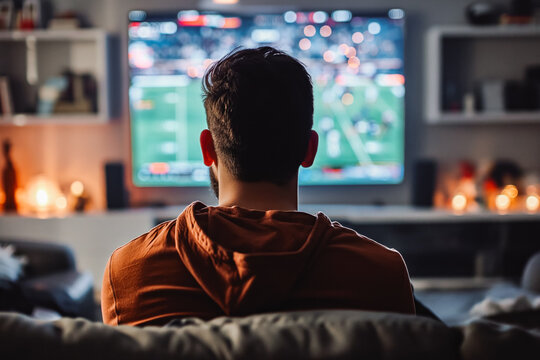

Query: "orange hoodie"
left=102, top=202, right=415, bottom=326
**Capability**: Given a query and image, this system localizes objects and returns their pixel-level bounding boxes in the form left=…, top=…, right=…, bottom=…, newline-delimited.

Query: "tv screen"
left=128, top=9, right=405, bottom=187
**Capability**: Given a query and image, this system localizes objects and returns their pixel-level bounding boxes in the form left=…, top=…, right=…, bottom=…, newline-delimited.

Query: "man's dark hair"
left=202, top=46, right=314, bottom=185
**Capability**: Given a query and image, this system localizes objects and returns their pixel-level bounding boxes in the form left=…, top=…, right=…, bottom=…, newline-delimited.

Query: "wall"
left=2, top=0, right=540, bottom=209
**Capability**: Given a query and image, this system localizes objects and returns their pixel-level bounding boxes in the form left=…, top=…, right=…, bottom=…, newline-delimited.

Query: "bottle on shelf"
left=2, top=139, right=18, bottom=212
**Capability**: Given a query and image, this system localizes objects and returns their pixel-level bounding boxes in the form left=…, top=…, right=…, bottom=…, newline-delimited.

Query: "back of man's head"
left=202, top=47, right=314, bottom=185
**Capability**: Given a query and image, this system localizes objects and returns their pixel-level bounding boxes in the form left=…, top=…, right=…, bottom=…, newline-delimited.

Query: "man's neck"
left=218, top=179, right=298, bottom=211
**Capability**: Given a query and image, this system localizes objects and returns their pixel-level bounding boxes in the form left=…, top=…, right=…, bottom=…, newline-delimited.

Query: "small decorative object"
left=477, top=80, right=505, bottom=112
left=55, top=71, right=97, bottom=114
left=452, top=161, right=479, bottom=212
left=0, top=245, right=26, bottom=282
left=465, top=2, right=504, bottom=25
left=47, top=11, right=81, bottom=30
left=463, top=92, right=476, bottom=116
left=2, top=139, right=18, bottom=212
left=37, top=72, right=97, bottom=115
left=0, top=0, right=13, bottom=29
left=483, top=160, right=524, bottom=211
left=0, top=76, right=14, bottom=116
left=37, top=77, right=68, bottom=115
left=19, top=0, right=41, bottom=29
left=501, top=0, right=534, bottom=24
left=70, top=180, right=89, bottom=212
left=525, top=65, right=540, bottom=110
left=23, top=175, right=66, bottom=216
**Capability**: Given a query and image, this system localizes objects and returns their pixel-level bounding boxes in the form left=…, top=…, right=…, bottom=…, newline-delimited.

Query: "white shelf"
left=425, top=25, right=540, bottom=124
left=428, top=24, right=540, bottom=38
left=0, top=29, right=105, bottom=41
left=432, top=111, right=540, bottom=124
left=0, top=29, right=110, bottom=125
left=0, top=113, right=107, bottom=126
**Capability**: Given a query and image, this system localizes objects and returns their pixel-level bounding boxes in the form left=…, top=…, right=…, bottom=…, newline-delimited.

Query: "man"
left=102, top=47, right=415, bottom=326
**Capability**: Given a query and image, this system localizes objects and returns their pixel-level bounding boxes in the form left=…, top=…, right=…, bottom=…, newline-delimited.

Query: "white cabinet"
left=425, top=25, right=540, bottom=124
left=0, top=29, right=110, bottom=125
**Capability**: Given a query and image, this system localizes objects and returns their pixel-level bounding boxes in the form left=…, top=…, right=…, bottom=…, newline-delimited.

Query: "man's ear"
left=200, top=129, right=218, bottom=166
left=301, top=130, right=318, bottom=168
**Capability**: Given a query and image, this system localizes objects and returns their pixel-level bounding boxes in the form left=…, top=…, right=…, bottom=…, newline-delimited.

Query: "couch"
left=0, top=239, right=95, bottom=319
left=0, top=309, right=538, bottom=360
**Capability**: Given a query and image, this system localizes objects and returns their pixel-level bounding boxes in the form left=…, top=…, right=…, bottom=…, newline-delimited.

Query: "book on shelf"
left=0, top=76, right=14, bottom=116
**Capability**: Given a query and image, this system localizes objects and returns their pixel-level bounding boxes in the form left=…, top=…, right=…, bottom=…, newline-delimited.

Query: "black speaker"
left=105, top=162, right=129, bottom=209
left=412, top=159, right=437, bottom=207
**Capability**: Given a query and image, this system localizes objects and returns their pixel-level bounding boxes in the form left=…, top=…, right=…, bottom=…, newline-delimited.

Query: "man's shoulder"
left=110, top=218, right=178, bottom=266
left=321, top=215, right=405, bottom=265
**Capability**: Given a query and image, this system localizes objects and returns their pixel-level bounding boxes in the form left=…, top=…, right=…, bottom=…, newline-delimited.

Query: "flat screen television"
left=128, top=9, right=405, bottom=187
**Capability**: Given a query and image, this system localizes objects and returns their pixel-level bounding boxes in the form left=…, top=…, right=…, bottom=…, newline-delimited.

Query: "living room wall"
left=2, top=0, right=540, bottom=209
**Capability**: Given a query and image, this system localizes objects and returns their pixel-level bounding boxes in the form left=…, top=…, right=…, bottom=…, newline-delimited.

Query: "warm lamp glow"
left=36, top=189, right=49, bottom=207
left=25, top=175, right=64, bottom=214
left=451, top=193, right=467, bottom=212
left=526, top=195, right=540, bottom=212
left=495, top=194, right=511, bottom=212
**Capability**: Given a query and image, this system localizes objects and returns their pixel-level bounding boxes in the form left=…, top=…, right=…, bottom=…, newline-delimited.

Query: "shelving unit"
left=0, top=29, right=110, bottom=126
left=425, top=25, right=540, bottom=124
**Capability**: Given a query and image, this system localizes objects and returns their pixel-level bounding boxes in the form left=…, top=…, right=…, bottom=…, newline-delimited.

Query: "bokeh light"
left=495, top=194, right=511, bottom=212
left=526, top=195, right=540, bottom=212
left=283, top=11, right=297, bottom=23
left=502, top=184, right=518, bottom=199
left=368, top=22, right=381, bottom=35
left=347, top=56, right=360, bottom=68
left=313, top=11, right=328, bottom=24
left=299, top=38, right=311, bottom=50
left=323, top=50, right=335, bottom=62
left=352, top=32, right=364, bottom=44
left=320, top=25, right=332, bottom=37
left=70, top=181, right=85, bottom=197
left=451, top=194, right=467, bottom=212
left=304, top=25, right=316, bottom=37
left=341, top=93, right=354, bottom=106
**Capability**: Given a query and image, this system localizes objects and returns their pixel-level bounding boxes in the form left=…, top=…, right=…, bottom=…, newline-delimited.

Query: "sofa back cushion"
left=0, top=310, right=461, bottom=360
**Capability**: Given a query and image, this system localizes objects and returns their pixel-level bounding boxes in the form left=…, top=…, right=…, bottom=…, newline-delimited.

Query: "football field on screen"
left=131, top=77, right=403, bottom=186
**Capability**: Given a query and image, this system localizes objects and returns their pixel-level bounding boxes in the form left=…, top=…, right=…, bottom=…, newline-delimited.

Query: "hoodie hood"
left=175, top=201, right=332, bottom=316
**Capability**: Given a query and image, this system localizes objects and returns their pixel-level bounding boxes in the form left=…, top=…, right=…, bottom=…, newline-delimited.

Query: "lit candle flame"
left=526, top=195, right=539, bottom=212
left=495, top=194, right=511, bottom=212
left=451, top=194, right=467, bottom=212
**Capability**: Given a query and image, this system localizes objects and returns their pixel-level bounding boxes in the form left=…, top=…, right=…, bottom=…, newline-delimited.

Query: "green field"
left=130, top=76, right=404, bottom=187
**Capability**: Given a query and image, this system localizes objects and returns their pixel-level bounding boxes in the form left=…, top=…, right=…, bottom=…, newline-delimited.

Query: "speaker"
left=105, top=162, right=129, bottom=209
left=412, top=159, right=437, bottom=207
